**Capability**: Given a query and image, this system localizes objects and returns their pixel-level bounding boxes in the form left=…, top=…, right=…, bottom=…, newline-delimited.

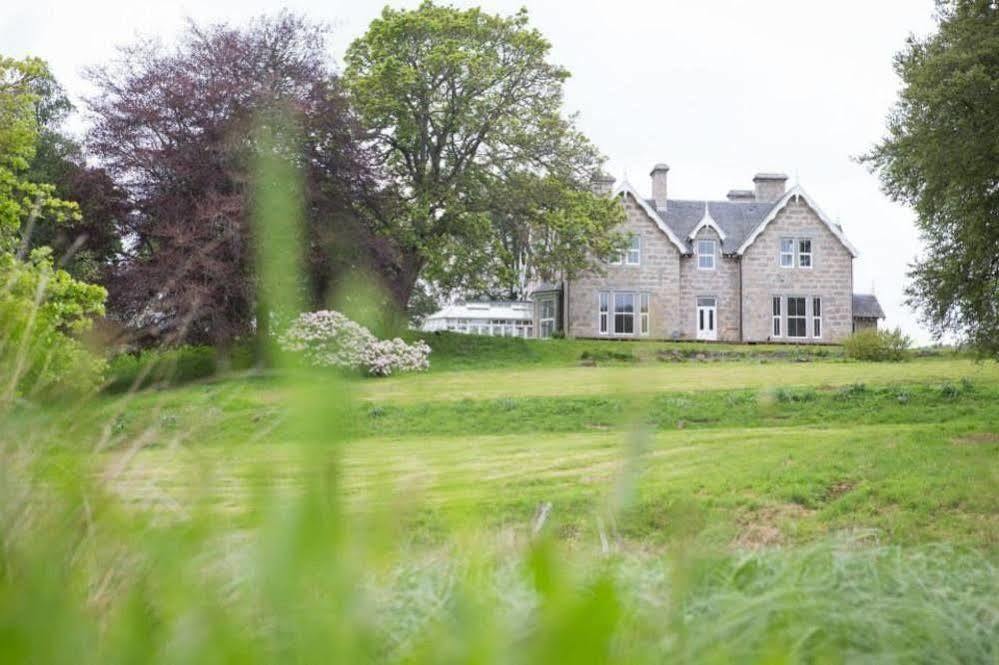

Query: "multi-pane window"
left=787, top=297, right=807, bottom=338
left=614, top=293, right=635, bottom=334
left=640, top=294, right=650, bottom=335
left=812, top=297, right=822, bottom=338
left=626, top=235, right=641, bottom=265
left=598, top=292, right=609, bottom=334
left=798, top=239, right=812, bottom=268
left=697, top=239, right=716, bottom=270
left=539, top=298, right=556, bottom=338
left=772, top=296, right=782, bottom=336
left=780, top=238, right=814, bottom=267
left=780, top=239, right=795, bottom=267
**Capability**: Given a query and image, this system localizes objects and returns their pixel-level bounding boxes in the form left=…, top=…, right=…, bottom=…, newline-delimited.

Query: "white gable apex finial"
left=688, top=202, right=727, bottom=242
left=610, top=180, right=687, bottom=253
left=735, top=185, right=859, bottom=257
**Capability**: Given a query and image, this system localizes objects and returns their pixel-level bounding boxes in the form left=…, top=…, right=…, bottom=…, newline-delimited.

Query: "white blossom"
left=277, top=310, right=430, bottom=376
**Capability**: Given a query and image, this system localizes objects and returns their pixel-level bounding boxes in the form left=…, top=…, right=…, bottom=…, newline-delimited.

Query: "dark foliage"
left=862, top=0, right=999, bottom=356
left=23, top=75, right=127, bottom=282
left=85, top=13, right=377, bottom=346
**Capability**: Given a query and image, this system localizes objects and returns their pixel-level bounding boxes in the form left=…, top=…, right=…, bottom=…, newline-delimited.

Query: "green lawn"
left=7, top=346, right=998, bottom=663
left=28, top=352, right=992, bottom=550
left=360, top=355, right=997, bottom=403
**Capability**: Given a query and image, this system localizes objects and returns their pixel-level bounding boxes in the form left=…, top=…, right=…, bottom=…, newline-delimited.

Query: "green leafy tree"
left=862, top=0, right=999, bottom=356
left=344, top=2, right=625, bottom=308
left=0, top=57, right=80, bottom=248
left=0, top=56, right=106, bottom=399
left=23, top=72, right=126, bottom=283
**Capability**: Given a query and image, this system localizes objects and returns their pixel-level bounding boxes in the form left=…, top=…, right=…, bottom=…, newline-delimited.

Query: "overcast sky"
left=3, top=0, right=940, bottom=341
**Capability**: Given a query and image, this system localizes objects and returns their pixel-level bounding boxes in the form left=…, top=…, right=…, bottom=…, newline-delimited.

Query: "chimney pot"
left=650, top=163, right=669, bottom=210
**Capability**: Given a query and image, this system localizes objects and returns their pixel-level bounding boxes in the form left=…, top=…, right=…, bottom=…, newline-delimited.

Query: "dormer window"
left=697, top=239, right=716, bottom=270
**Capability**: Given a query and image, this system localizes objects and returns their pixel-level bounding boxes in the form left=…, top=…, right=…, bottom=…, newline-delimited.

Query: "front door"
left=696, top=297, right=717, bottom=341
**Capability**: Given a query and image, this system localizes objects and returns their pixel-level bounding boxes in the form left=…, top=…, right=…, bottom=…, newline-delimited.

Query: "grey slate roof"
left=852, top=294, right=885, bottom=319
left=645, top=198, right=778, bottom=253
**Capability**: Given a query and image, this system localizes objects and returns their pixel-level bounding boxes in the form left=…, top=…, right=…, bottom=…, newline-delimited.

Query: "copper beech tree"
left=86, top=13, right=378, bottom=346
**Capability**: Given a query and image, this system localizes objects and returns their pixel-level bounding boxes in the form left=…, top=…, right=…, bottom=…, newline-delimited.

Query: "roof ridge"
left=651, top=197, right=775, bottom=206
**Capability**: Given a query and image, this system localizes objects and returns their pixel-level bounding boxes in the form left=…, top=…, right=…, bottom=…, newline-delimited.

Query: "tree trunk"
left=388, top=253, right=424, bottom=314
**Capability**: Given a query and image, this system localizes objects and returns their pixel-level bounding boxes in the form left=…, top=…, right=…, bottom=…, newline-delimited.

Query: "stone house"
left=530, top=164, right=884, bottom=343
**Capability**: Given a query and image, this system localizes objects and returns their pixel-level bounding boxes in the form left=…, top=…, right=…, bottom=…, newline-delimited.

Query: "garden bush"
left=0, top=298, right=107, bottom=401
left=843, top=327, right=911, bottom=361
left=279, top=310, right=430, bottom=376
left=105, top=344, right=255, bottom=393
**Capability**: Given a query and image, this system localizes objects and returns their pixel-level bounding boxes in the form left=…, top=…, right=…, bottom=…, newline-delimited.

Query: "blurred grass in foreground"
left=1, top=117, right=996, bottom=664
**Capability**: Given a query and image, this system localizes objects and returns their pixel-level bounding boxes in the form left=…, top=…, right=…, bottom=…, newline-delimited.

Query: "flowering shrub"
left=278, top=310, right=430, bottom=376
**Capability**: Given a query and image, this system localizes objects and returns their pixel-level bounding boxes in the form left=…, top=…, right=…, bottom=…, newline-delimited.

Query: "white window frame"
left=787, top=296, right=807, bottom=338
left=598, top=292, right=609, bottom=335
left=780, top=239, right=795, bottom=268
left=696, top=239, right=716, bottom=270
left=597, top=290, right=648, bottom=336
left=812, top=297, right=822, bottom=338
left=539, top=298, right=556, bottom=339
left=625, top=235, right=641, bottom=265
left=798, top=239, right=813, bottom=269
left=772, top=296, right=782, bottom=337
left=613, top=292, right=636, bottom=335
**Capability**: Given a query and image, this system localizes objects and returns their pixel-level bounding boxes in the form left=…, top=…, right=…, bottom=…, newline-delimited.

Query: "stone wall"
left=678, top=226, right=741, bottom=341
left=740, top=198, right=854, bottom=343
left=566, top=193, right=681, bottom=338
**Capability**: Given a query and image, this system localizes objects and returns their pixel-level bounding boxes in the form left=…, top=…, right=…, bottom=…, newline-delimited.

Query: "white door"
left=696, top=297, right=717, bottom=341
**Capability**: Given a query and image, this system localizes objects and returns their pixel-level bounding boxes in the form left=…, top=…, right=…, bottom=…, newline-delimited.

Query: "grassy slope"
left=49, top=350, right=994, bottom=551
left=363, top=356, right=996, bottom=402
left=413, top=332, right=847, bottom=372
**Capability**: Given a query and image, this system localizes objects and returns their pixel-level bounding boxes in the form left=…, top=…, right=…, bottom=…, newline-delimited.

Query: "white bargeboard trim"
left=736, top=186, right=859, bottom=258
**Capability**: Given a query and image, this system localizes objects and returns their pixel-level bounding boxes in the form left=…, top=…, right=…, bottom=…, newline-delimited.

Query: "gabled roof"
left=649, top=199, right=776, bottom=253
left=688, top=202, right=727, bottom=241
left=612, top=180, right=688, bottom=253
left=852, top=294, right=885, bottom=319
left=735, top=186, right=859, bottom=257
left=612, top=181, right=859, bottom=258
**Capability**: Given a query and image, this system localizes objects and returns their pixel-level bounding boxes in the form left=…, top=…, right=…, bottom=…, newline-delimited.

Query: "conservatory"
left=420, top=301, right=534, bottom=338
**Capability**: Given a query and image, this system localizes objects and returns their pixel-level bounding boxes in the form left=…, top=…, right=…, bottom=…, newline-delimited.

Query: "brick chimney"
left=753, top=173, right=788, bottom=202
left=726, top=189, right=755, bottom=202
left=590, top=172, right=616, bottom=197
left=650, top=163, right=669, bottom=210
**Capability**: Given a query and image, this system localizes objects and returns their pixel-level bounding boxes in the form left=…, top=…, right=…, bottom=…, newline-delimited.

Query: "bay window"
left=614, top=293, right=635, bottom=334
left=598, top=292, right=609, bottom=334
left=787, top=297, right=807, bottom=338
left=772, top=296, right=781, bottom=336
left=812, top=297, right=822, bottom=338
